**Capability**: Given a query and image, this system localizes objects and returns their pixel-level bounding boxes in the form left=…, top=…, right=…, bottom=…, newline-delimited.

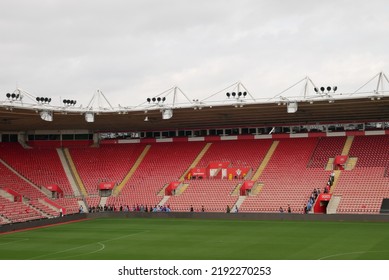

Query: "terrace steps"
left=179, top=143, right=212, bottom=181
left=251, top=141, right=279, bottom=181
left=113, top=145, right=151, bottom=196
left=63, top=148, right=88, bottom=197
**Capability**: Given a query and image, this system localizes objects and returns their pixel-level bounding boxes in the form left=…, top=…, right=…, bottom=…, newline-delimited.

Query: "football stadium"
left=1, top=73, right=389, bottom=260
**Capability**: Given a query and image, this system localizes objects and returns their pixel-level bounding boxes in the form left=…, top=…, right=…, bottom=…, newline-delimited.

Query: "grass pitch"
left=1, top=217, right=389, bottom=260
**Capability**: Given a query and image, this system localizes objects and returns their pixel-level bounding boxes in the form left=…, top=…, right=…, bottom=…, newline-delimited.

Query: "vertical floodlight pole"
left=376, top=72, right=384, bottom=94
left=172, top=86, right=177, bottom=107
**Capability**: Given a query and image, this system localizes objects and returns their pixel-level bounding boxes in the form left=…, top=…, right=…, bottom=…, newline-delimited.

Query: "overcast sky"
left=0, top=0, right=388, bottom=107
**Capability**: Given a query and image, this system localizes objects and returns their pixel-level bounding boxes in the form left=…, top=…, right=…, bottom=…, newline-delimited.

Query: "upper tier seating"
left=308, top=137, right=346, bottom=168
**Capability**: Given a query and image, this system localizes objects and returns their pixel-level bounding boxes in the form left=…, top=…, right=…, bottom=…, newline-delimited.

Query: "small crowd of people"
left=279, top=204, right=292, bottom=213
left=303, top=171, right=335, bottom=214
left=87, top=204, right=172, bottom=213
left=190, top=205, right=206, bottom=212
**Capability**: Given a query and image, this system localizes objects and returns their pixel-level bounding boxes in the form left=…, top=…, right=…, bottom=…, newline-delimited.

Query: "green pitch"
left=1, top=217, right=389, bottom=260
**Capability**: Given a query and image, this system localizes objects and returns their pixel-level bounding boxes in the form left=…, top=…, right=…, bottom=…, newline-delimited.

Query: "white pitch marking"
left=318, top=250, right=389, bottom=260
left=0, top=238, right=29, bottom=246
left=27, top=231, right=148, bottom=260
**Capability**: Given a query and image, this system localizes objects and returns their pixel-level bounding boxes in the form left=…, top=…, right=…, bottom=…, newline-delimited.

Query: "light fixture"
left=314, top=86, right=338, bottom=94
left=147, top=97, right=166, bottom=103
left=144, top=116, right=149, bottom=122
left=6, top=92, right=22, bottom=101
left=85, top=112, right=94, bottom=122
left=40, top=111, right=53, bottom=122
left=287, top=102, right=298, bottom=113
left=162, top=109, right=173, bottom=119
left=36, top=97, right=52, bottom=104
left=63, top=99, right=77, bottom=106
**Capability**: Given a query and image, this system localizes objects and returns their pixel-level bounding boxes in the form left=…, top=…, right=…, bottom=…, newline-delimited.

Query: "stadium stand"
left=0, top=143, right=73, bottom=196
left=333, top=135, right=389, bottom=213
left=68, top=143, right=147, bottom=196
left=0, top=196, right=45, bottom=223
left=239, top=138, right=331, bottom=213
left=106, top=142, right=206, bottom=209
left=1, top=134, right=389, bottom=224
left=307, top=137, right=346, bottom=168
left=167, top=139, right=273, bottom=212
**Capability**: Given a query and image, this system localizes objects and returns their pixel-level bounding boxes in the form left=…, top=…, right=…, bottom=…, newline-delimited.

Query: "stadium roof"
left=1, top=73, right=389, bottom=132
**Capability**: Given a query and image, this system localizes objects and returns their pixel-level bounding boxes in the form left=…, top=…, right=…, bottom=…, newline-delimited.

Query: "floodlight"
left=85, top=112, right=94, bottom=123
left=287, top=102, right=298, bottom=113
left=40, top=111, right=53, bottom=122
left=162, top=109, right=173, bottom=120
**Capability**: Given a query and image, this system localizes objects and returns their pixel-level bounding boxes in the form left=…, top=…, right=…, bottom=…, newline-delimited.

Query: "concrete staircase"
left=99, top=196, right=108, bottom=207
left=56, top=148, right=81, bottom=197
left=113, top=145, right=151, bottom=196
left=179, top=142, right=212, bottom=181
left=78, top=200, right=88, bottom=213
left=158, top=196, right=170, bottom=206
left=232, top=196, right=246, bottom=213
left=174, top=183, right=189, bottom=195
left=330, top=136, right=355, bottom=194
left=327, top=195, right=342, bottom=214
left=251, top=141, right=279, bottom=181
left=63, top=148, right=88, bottom=197
left=157, top=183, right=170, bottom=196
left=231, top=183, right=242, bottom=196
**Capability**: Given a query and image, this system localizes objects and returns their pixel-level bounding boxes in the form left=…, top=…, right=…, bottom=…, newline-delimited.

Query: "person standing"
left=287, top=204, right=291, bottom=213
